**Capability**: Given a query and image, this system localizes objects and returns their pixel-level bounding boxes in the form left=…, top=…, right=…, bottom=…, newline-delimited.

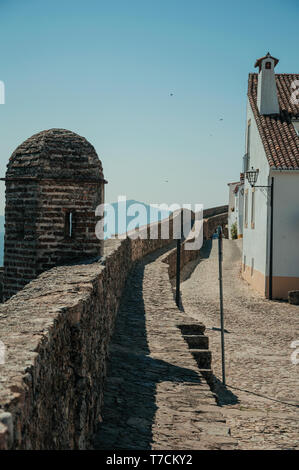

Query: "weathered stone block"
left=288, top=290, right=299, bottom=305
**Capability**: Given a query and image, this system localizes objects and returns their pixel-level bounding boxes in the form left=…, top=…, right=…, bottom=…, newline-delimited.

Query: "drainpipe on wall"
left=269, top=177, right=274, bottom=300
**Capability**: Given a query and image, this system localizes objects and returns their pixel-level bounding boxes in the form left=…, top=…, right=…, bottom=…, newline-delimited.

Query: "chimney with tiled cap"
left=255, top=52, right=280, bottom=115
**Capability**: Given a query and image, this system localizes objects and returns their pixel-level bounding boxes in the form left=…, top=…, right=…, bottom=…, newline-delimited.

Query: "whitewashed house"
left=241, top=53, right=299, bottom=299
left=227, top=179, right=244, bottom=239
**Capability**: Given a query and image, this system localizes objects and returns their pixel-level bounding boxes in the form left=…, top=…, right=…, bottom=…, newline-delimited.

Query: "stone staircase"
left=178, top=322, right=214, bottom=384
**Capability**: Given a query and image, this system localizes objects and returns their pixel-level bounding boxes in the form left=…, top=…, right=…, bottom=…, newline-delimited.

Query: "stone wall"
left=163, top=211, right=228, bottom=279
left=163, top=242, right=201, bottom=279
left=3, top=179, right=104, bottom=301
left=0, top=213, right=181, bottom=450
left=0, top=208, right=228, bottom=450
left=203, top=212, right=228, bottom=240
left=203, top=205, right=228, bottom=219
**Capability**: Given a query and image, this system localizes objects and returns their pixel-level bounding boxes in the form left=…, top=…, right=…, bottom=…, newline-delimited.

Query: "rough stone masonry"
left=0, top=210, right=227, bottom=449
left=0, top=216, right=191, bottom=449
left=2, top=129, right=106, bottom=301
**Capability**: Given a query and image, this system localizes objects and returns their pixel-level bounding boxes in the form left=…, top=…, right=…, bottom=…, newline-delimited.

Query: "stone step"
left=192, top=420, right=231, bottom=437
left=178, top=323, right=206, bottom=335
left=183, top=334, right=209, bottom=349
left=191, top=350, right=212, bottom=369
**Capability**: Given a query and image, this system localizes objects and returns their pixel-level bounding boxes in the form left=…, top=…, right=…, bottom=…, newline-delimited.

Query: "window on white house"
left=251, top=189, right=255, bottom=229
left=244, top=190, right=248, bottom=228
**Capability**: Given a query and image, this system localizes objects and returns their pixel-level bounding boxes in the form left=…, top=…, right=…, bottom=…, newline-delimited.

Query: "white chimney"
left=255, top=52, right=280, bottom=115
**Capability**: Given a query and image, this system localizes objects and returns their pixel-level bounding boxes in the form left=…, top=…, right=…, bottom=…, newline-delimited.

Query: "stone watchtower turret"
left=3, top=128, right=106, bottom=301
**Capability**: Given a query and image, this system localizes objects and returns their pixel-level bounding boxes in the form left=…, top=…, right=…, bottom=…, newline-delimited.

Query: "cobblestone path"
left=94, top=246, right=237, bottom=450
left=181, top=238, right=299, bottom=450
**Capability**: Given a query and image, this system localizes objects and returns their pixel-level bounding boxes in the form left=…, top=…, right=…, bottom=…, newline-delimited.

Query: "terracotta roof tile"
left=248, top=73, right=299, bottom=169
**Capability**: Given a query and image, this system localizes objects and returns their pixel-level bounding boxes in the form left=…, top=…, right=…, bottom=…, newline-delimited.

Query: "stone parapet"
left=0, top=213, right=181, bottom=449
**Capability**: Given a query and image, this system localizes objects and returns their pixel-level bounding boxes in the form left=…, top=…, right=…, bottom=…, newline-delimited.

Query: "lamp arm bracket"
left=253, top=185, right=271, bottom=188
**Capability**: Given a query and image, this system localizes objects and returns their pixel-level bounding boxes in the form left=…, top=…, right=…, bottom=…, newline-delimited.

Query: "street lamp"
left=245, top=167, right=259, bottom=187
left=245, top=166, right=274, bottom=300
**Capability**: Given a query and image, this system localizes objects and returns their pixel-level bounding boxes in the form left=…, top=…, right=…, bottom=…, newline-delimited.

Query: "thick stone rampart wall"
left=0, top=208, right=228, bottom=450
left=0, top=215, right=179, bottom=449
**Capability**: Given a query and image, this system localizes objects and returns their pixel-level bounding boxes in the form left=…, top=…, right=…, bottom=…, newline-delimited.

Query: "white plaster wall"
left=242, top=99, right=270, bottom=282
left=271, top=171, right=299, bottom=277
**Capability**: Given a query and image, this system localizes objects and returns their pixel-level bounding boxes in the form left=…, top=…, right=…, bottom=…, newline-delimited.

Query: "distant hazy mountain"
left=0, top=202, right=171, bottom=266
left=105, top=199, right=171, bottom=239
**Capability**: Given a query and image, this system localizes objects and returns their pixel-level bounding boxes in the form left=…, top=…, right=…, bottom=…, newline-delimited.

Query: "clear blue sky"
left=0, top=0, right=298, bottom=214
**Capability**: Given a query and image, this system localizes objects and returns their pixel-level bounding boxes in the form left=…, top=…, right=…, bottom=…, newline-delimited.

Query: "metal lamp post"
left=217, top=225, right=226, bottom=386
left=175, top=210, right=184, bottom=308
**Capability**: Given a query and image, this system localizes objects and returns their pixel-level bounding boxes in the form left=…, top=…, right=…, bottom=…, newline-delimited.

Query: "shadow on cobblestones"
left=94, top=248, right=205, bottom=450
left=228, top=384, right=299, bottom=409
left=210, top=378, right=240, bottom=406
left=181, top=238, right=299, bottom=449
left=199, top=239, right=213, bottom=259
